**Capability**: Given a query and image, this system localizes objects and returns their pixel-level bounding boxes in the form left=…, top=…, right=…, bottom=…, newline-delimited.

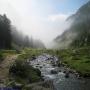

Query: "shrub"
left=0, top=52, right=3, bottom=62
left=9, top=59, right=41, bottom=83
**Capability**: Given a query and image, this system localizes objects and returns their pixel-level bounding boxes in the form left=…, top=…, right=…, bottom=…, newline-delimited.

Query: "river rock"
left=64, top=72, right=70, bottom=78
left=51, top=70, right=58, bottom=74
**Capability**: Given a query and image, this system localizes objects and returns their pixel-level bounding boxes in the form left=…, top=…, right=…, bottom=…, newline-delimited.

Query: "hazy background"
left=0, top=0, right=89, bottom=47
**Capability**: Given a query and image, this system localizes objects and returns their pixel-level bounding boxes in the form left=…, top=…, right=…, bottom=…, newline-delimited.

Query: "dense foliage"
left=0, top=14, right=12, bottom=49
left=0, top=52, right=3, bottom=62
left=9, top=58, right=41, bottom=83
left=0, top=14, right=45, bottom=50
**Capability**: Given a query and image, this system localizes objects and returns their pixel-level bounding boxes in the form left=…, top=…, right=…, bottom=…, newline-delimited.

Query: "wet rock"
left=63, top=69, right=70, bottom=78
left=63, top=70, right=66, bottom=73
left=40, top=66, right=42, bottom=68
left=51, top=70, right=58, bottom=74
left=41, top=75, right=45, bottom=81
left=59, top=70, right=61, bottom=72
left=43, top=64, right=45, bottom=66
left=64, top=72, right=69, bottom=78
left=68, top=69, right=74, bottom=74
left=57, top=63, right=61, bottom=67
left=31, top=55, right=36, bottom=60
left=52, top=64, right=56, bottom=67
left=36, top=66, right=39, bottom=67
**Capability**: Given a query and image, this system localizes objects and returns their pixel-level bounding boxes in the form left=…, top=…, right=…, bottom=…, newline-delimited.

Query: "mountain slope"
left=54, top=1, right=90, bottom=48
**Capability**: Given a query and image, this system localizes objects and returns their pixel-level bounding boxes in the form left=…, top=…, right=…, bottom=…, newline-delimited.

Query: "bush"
left=34, top=68, right=41, bottom=76
left=0, top=52, right=3, bottom=62
left=84, top=60, right=90, bottom=63
left=9, top=59, right=41, bottom=83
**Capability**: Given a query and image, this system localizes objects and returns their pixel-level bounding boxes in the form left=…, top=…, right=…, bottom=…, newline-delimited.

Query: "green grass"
left=56, top=47, right=90, bottom=77
left=0, top=50, right=17, bottom=59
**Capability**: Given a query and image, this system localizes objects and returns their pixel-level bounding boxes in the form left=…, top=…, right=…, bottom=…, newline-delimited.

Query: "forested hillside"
left=0, top=14, right=11, bottom=49
left=54, top=1, right=90, bottom=48
left=0, top=14, right=45, bottom=50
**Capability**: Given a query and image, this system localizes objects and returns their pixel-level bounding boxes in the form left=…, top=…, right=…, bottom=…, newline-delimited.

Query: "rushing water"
left=30, top=54, right=90, bottom=90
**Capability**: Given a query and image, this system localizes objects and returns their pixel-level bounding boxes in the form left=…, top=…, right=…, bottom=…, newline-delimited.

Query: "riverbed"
left=30, top=53, right=90, bottom=90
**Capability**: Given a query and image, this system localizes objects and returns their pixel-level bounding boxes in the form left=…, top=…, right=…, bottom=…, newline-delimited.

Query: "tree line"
left=0, top=14, right=45, bottom=50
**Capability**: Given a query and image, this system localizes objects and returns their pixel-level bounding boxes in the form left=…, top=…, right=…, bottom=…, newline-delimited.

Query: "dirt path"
left=0, top=55, right=18, bottom=80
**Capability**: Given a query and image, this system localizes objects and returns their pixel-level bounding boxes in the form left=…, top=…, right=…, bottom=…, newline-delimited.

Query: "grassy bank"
left=57, top=47, right=90, bottom=77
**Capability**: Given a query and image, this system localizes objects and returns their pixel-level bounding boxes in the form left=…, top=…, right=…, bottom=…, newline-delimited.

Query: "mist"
left=0, top=0, right=88, bottom=48
left=0, top=0, right=71, bottom=48
left=54, top=0, right=90, bottom=49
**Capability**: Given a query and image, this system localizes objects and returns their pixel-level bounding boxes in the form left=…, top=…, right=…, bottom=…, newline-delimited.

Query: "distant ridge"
left=54, top=1, right=90, bottom=48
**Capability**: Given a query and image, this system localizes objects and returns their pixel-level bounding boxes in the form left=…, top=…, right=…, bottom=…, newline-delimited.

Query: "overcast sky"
left=0, top=0, right=89, bottom=46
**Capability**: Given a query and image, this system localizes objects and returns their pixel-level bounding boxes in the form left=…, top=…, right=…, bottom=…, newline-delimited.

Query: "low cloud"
left=0, top=0, right=71, bottom=48
left=48, top=13, right=69, bottom=22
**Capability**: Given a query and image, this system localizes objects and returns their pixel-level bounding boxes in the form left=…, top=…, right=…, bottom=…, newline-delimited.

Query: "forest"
left=0, top=14, right=45, bottom=50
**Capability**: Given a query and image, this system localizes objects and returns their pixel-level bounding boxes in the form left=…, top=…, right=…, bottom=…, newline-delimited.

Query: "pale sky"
left=0, top=0, right=89, bottom=47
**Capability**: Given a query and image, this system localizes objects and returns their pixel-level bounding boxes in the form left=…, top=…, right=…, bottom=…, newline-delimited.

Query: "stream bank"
left=30, top=53, right=90, bottom=90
